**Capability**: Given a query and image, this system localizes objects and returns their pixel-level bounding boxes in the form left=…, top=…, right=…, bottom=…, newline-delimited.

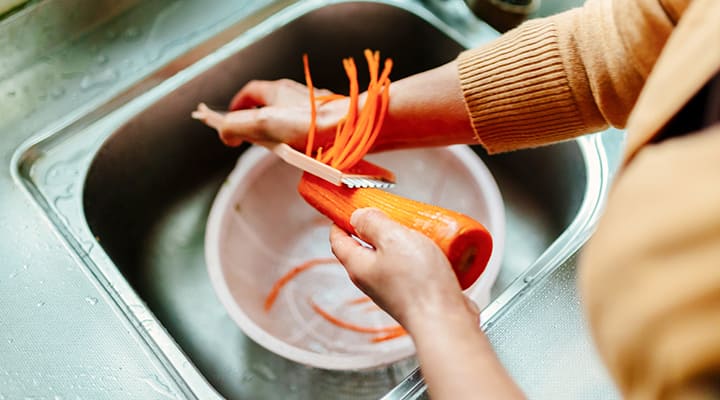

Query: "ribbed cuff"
left=457, top=19, right=588, bottom=153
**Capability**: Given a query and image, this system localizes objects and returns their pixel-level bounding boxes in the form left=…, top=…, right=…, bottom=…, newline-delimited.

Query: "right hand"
left=216, top=79, right=350, bottom=148
left=329, top=208, right=480, bottom=333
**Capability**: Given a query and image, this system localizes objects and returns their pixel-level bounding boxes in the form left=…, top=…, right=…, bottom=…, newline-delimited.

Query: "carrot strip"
left=371, top=327, right=407, bottom=343
left=363, top=303, right=381, bottom=313
left=346, top=296, right=372, bottom=305
left=329, top=58, right=359, bottom=168
left=315, top=93, right=346, bottom=103
left=303, top=54, right=317, bottom=157
left=264, top=257, right=339, bottom=311
left=310, top=300, right=401, bottom=334
left=303, top=51, right=392, bottom=171
left=334, top=52, right=380, bottom=167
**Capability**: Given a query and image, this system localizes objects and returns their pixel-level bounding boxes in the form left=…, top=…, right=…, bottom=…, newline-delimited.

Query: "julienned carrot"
left=346, top=296, right=372, bottom=305
left=303, top=50, right=392, bottom=170
left=334, top=52, right=388, bottom=171
left=303, top=54, right=317, bottom=157
left=264, top=257, right=339, bottom=311
left=371, top=327, right=407, bottom=343
left=310, top=300, right=403, bottom=335
left=316, top=94, right=346, bottom=105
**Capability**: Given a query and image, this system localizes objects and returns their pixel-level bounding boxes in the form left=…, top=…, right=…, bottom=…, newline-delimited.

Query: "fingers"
left=329, top=224, right=375, bottom=280
left=229, top=79, right=311, bottom=111
left=210, top=106, right=308, bottom=147
left=229, top=80, right=273, bottom=111
left=350, top=208, right=410, bottom=251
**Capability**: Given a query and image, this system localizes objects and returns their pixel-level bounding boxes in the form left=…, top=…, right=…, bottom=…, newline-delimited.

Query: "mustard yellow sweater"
left=458, top=0, right=720, bottom=399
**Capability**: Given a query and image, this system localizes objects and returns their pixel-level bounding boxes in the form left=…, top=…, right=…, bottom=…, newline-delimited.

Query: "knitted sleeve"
left=457, top=0, right=679, bottom=153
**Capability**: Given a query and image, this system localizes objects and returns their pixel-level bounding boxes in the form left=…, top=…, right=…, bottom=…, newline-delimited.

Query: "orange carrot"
left=297, top=172, right=493, bottom=290
left=315, top=93, right=346, bottom=104
left=310, top=300, right=402, bottom=334
left=303, top=50, right=392, bottom=171
left=303, top=54, right=317, bottom=157
left=346, top=296, right=372, bottom=305
left=371, top=327, right=407, bottom=343
left=363, top=303, right=381, bottom=313
left=264, top=257, right=339, bottom=311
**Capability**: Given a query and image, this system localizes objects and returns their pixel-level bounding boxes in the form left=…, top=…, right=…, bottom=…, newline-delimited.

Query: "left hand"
left=329, top=208, right=479, bottom=333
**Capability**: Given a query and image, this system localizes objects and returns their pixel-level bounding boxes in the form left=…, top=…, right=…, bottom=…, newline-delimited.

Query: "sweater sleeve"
left=579, top=124, right=720, bottom=400
left=457, top=0, right=678, bottom=153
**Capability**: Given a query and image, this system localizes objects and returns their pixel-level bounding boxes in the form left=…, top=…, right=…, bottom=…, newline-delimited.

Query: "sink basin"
left=14, top=1, right=611, bottom=399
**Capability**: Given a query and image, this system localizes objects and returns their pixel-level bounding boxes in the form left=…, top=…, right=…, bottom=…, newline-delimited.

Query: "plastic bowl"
left=205, top=145, right=505, bottom=370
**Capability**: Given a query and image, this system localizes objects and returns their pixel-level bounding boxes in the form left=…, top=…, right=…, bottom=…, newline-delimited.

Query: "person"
left=197, top=0, right=720, bottom=398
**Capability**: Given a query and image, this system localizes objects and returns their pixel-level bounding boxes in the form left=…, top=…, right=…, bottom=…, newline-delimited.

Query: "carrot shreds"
left=316, top=93, right=347, bottom=105
left=303, top=54, right=317, bottom=157
left=303, top=49, right=392, bottom=171
left=333, top=52, right=381, bottom=167
left=363, top=303, right=381, bottom=313
left=328, top=58, right=360, bottom=168
left=310, top=300, right=402, bottom=334
left=344, top=59, right=393, bottom=168
left=371, top=327, right=407, bottom=343
left=345, top=296, right=372, bottom=305
left=264, top=257, right=339, bottom=311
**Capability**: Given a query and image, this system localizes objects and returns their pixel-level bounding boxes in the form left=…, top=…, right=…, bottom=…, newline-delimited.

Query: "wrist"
left=403, top=299, right=481, bottom=338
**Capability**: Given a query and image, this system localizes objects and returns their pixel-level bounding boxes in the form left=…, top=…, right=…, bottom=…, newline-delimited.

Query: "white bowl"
left=205, top=145, right=505, bottom=370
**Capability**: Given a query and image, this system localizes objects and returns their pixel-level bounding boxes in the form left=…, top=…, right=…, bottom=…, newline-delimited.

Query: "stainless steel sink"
left=14, top=1, right=612, bottom=399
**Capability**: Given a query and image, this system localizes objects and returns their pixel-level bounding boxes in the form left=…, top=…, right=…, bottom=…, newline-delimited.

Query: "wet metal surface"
left=3, top=0, right=621, bottom=398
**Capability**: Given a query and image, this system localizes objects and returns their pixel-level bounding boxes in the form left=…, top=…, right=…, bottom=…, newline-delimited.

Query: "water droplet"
left=8, top=272, right=17, bottom=279
left=36, top=302, right=46, bottom=308
left=7, top=338, right=14, bottom=344
left=96, top=54, right=109, bottom=65
left=79, top=68, right=119, bottom=91
left=123, top=27, right=141, bottom=41
left=84, top=296, right=98, bottom=305
left=251, top=364, right=277, bottom=382
left=140, top=374, right=174, bottom=398
left=50, top=86, right=65, bottom=99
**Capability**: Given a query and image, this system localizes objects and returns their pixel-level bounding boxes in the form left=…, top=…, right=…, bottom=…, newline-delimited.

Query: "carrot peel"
left=264, top=257, right=339, bottom=311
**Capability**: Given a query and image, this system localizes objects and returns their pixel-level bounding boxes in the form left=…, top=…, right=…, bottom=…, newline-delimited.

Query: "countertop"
left=0, top=0, right=618, bottom=399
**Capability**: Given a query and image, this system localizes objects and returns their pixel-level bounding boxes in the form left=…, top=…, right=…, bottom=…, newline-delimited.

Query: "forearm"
left=409, top=315, right=525, bottom=400
left=457, top=0, right=677, bottom=154
left=370, top=61, right=477, bottom=152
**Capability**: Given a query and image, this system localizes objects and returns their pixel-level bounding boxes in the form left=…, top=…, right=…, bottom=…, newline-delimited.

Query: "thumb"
left=350, top=208, right=408, bottom=250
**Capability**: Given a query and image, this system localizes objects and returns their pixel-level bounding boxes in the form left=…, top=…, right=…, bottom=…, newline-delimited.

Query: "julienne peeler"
left=191, top=103, right=396, bottom=189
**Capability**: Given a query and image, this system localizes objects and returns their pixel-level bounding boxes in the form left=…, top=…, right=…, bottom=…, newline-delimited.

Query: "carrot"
left=315, top=93, right=346, bottom=104
left=303, top=50, right=392, bottom=170
left=297, top=172, right=493, bottom=290
left=346, top=296, right=372, bottom=305
left=371, top=327, right=407, bottom=343
left=264, top=257, right=339, bottom=311
left=310, top=300, right=402, bottom=334
left=303, top=54, right=317, bottom=157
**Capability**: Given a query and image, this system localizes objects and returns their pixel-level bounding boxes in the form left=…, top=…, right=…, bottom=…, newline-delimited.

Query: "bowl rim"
left=205, top=145, right=505, bottom=370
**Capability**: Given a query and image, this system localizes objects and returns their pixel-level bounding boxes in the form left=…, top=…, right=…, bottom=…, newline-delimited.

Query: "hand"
left=329, top=207, right=480, bottom=333
left=195, top=61, right=476, bottom=152
left=217, top=79, right=349, bottom=148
